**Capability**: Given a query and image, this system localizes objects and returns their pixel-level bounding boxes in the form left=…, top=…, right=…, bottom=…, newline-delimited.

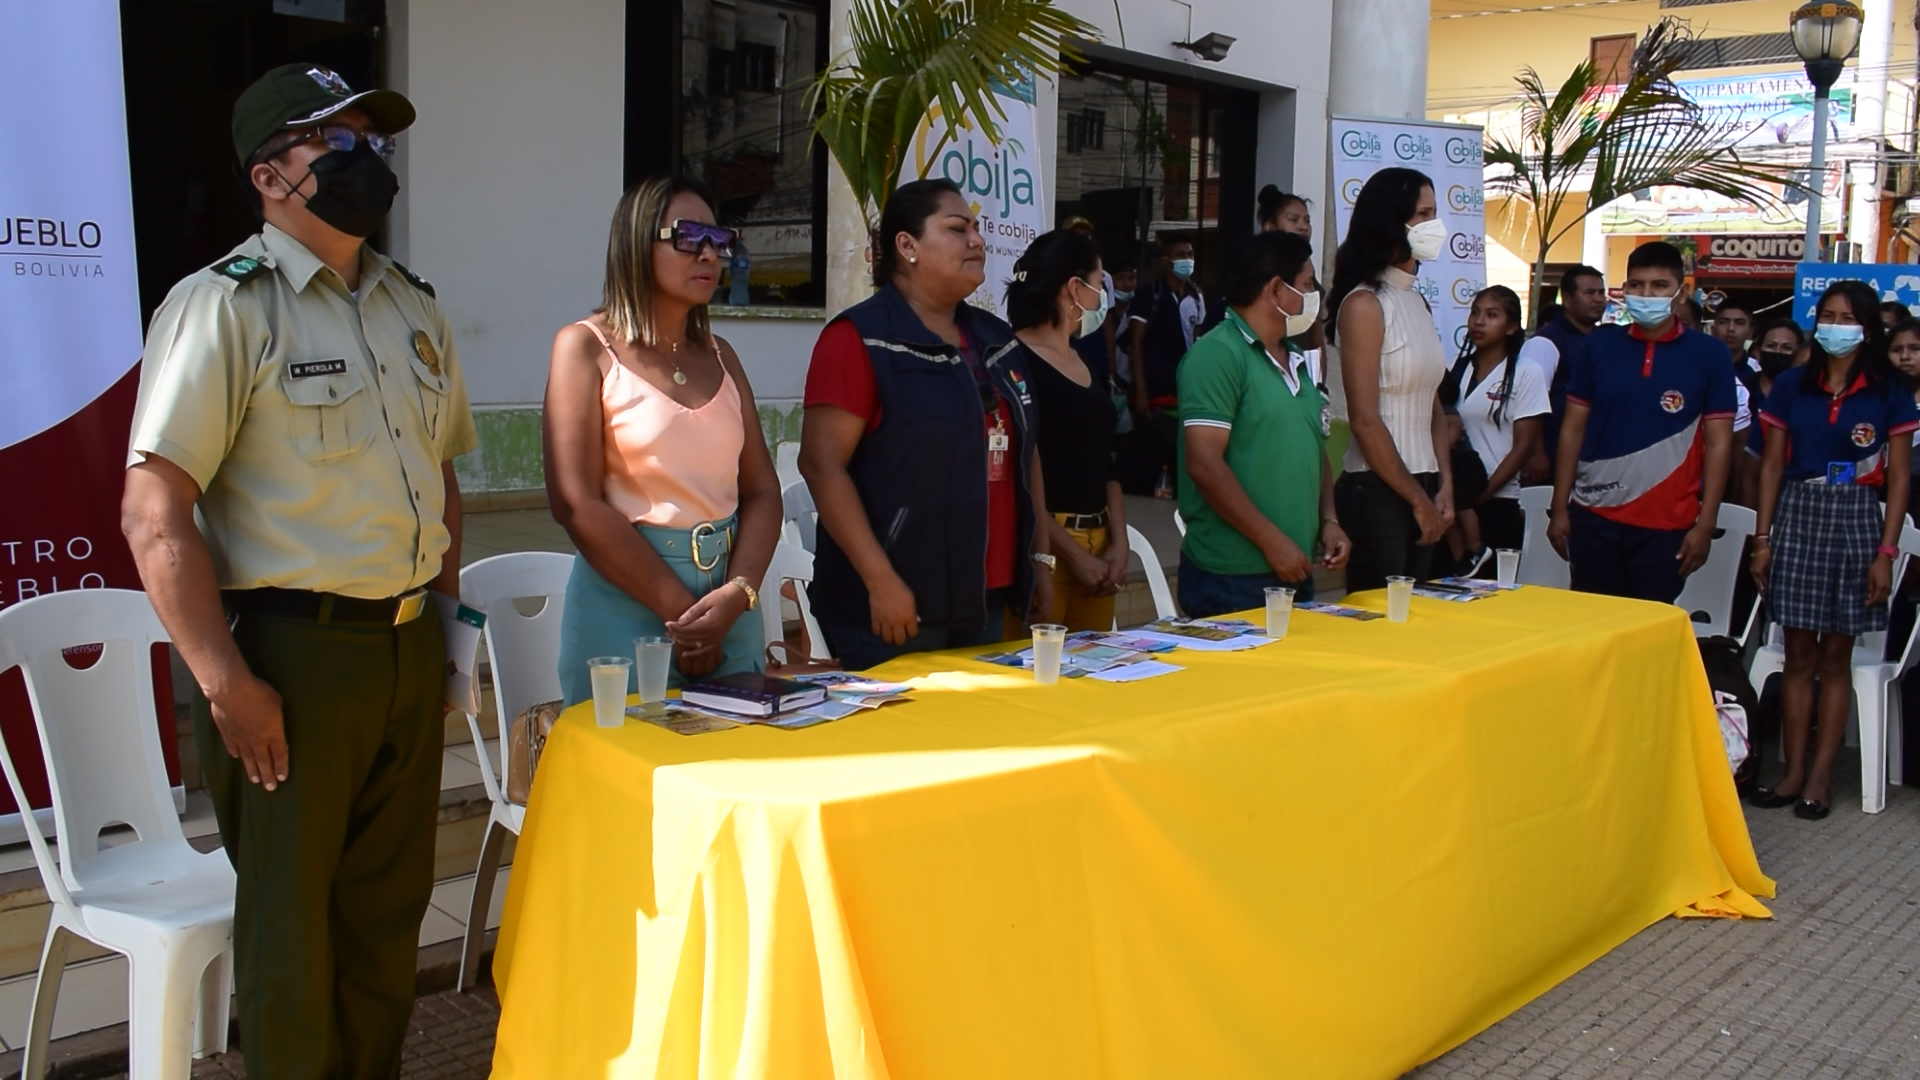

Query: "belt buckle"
left=690, top=522, right=721, bottom=572
left=392, top=588, right=429, bottom=626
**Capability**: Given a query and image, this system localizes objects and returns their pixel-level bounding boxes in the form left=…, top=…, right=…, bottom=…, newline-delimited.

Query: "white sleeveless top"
left=1326, top=266, right=1445, bottom=475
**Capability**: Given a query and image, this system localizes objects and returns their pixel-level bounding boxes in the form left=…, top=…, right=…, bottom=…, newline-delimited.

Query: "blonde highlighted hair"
left=601, top=175, right=714, bottom=348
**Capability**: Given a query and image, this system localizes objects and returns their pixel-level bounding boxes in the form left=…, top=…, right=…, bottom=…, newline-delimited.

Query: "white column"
left=1328, top=0, right=1429, bottom=120
left=823, top=0, right=871, bottom=316
left=1850, top=0, right=1894, bottom=261
left=1582, top=195, right=1609, bottom=277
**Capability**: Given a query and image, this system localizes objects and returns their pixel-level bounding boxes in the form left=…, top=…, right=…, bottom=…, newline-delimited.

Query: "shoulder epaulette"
left=391, top=261, right=436, bottom=299
left=211, top=255, right=270, bottom=285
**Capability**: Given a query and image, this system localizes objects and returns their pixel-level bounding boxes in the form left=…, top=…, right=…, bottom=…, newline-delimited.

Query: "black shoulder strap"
left=390, top=260, right=436, bottom=298
left=211, top=254, right=270, bottom=285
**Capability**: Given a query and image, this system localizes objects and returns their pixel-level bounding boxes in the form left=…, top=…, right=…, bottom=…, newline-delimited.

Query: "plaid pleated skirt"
left=1770, top=480, right=1888, bottom=636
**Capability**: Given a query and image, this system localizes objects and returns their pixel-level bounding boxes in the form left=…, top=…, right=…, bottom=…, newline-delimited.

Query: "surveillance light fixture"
left=1174, top=32, right=1235, bottom=63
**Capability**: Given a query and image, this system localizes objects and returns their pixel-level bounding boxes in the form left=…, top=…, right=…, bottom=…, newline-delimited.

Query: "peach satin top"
left=579, top=320, right=742, bottom=529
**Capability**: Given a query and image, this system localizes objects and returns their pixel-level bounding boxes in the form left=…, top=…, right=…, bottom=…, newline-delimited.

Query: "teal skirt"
left=557, top=515, right=765, bottom=706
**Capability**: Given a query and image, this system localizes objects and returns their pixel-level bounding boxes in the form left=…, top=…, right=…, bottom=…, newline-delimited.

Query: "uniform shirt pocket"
left=281, top=361, right=376, bottom=465
left=407, top=353, right=448, bottom=446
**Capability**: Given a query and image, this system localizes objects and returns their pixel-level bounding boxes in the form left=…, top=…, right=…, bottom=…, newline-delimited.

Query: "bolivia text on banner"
left=489, top=587, right=1770, bottom=1080
left=908, top=78, right=1047, bottom=318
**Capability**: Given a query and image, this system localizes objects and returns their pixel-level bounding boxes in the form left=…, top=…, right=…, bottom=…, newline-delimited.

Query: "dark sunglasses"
left=656, top=219, right=737, bottom=257
left=270, top=125, right=397, bottom=161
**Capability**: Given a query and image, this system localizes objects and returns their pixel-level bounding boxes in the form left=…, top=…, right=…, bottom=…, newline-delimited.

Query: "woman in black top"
left=1006, top=228, right=1129, bottom=631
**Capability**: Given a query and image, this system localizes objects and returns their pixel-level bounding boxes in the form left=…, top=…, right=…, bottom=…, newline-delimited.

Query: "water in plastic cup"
left=1031, top=624, right=1068, bottom=685
left=634, top=636, right=673, bottom=711
left=1495, top=548, right=1521, bottom=587
left=1385, top=576, right=1415, bottom=623
left=1265, top=587, right=1295, bottom=639
left=588, top=657, right=632, bottom=728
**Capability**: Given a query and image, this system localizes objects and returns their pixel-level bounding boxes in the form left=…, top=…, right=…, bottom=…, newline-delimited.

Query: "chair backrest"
left=761, top=541, right=830, bottom=660
left=1172, top=509, right=1187, bottom=537
left=781, top=478, right=819, bottom=554
left=1890, top=523, right=1920, bottom=677
left=0, top=590, right=191, bottom=909
left=774, top=441, right=803, bottom=492
left=1125, top=525, right=1178, bottom=621
left=460, top=552, right=573, bottom=796
left=1673, top=503, right=1756, bottom=638
left=1516, top=485, right=1569, bottom=588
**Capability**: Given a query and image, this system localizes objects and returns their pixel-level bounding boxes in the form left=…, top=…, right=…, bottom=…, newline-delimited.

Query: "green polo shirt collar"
left=1223, top=308, right=1308, bottom=395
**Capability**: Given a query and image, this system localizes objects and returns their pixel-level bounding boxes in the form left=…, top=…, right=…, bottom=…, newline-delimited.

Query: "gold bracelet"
left=729, top=576, right=759, bottom=611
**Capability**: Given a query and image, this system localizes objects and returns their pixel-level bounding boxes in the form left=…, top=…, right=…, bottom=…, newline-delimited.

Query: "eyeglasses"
left=272, top=125, right=397, bottom=161
left=656, top=219, right=737, bottom=257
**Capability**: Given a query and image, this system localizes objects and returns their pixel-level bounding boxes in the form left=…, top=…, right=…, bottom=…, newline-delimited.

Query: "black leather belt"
left=223, top=587, right=431, bottom=627
left=1058, top=510, right=1110, bottom=530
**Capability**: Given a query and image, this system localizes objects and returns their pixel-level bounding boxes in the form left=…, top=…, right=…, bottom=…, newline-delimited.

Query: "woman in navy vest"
left=799, top=179, right=1050, bottom=671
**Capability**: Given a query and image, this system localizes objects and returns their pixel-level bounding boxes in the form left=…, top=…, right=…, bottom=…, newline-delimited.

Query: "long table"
left=488, top=587, right=1772, bottom=1079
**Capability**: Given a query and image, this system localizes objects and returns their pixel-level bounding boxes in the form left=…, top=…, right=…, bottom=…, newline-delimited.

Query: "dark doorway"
left=119, top=0, right=386, bottom=322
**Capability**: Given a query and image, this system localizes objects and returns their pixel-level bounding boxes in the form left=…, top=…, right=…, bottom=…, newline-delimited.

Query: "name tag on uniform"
left=1827, top=461, right=1856, bottom=485
left=289, top=359, right=348, bottom=379
left=988, top=431, right=1010, bottom=453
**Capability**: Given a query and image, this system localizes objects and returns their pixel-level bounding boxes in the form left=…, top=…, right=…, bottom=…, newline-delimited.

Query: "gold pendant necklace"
left=666, top=338, right=689, bottom=385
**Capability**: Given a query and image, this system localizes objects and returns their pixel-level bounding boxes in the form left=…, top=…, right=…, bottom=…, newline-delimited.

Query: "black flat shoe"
left=1793, top=799, right=1831, bottom=821
left=1749, top=786, right=1799, bottom=809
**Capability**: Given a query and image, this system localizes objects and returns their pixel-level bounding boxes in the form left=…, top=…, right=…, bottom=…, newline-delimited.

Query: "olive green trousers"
left=193, top=608, right=444, bottom=1080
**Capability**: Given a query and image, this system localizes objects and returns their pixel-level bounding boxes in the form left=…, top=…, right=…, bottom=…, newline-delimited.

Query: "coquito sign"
left=908, top=79, right=1046, bottom=317
left=0, top=1, right=176, bottom=826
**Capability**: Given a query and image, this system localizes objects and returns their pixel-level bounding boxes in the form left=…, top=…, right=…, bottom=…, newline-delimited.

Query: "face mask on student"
left=1757, top=348, right=1796, bottom=376
left=1278, top=281, right=1320, bottom=339
left=1622, top=292, right=1677, bottom=328
left=1814, top=322, right=1866, bottom=357
left=1112, top=289, right=1134, bottom=303
left=1406, top=217, right=1447, bottom=262
left=1170, top=258, right=1195, bottom=280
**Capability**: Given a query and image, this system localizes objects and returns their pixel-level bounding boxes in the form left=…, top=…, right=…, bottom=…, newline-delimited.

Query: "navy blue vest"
left=1535, top=315, right=1589, bottom=466
left=812, top=285, right=1038, bottom=630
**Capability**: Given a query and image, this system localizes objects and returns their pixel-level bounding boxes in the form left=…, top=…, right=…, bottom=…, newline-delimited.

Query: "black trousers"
left=1337, top=470, right=1440, bottom=592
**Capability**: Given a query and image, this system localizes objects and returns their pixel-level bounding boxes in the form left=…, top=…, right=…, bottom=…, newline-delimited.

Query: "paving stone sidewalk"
left=132, top=758, right=1919, bottom=1079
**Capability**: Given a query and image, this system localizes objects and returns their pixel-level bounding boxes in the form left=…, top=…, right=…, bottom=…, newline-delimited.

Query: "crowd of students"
left=554, top=168, right=1920, bottom=817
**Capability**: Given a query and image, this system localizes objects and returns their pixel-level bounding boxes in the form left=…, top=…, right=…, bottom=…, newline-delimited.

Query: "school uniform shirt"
left=1565, top=322, right=1738, bottom=530
left=1457, top=357, right=1550, bottom=501
left=1129, top=279, right=1207, bottom=400
left=1757, top=366, right=1920, bottom=486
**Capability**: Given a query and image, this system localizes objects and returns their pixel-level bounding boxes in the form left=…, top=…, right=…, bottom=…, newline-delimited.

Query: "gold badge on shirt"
left=413, top=330, right=442, bottom=377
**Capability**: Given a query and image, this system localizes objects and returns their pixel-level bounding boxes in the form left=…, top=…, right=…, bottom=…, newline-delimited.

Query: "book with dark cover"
left=681, top=671, right=830, bottom=717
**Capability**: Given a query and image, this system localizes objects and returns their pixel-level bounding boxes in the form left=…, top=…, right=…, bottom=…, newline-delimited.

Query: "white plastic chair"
left=761, top=541, right=831, bottom=662
left=774, top=441, right=803, bottom=493
left=1516, top=486, right=1569, bottom=588
left=1747, top=523, right=1920, bottom=813
left=1172, top=508, right=1187, bottom=537
left=0, top=590, right=233, bottom=1080
left=455, top=552, right=573, bottom=992
left=781, top=477, right=818, bottom=554
left=1674, top=504, right=1756, bottom=638
left=1123, top=524, right=1178, bottom=622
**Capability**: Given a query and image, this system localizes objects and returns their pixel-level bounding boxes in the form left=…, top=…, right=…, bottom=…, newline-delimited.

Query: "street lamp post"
left=1792, top=2, right=1864, bottom=263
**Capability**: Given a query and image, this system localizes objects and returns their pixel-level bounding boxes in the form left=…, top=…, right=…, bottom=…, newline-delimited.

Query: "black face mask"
left=1757, top=349, right=1795, bottom=376
left=282, top=143, right=398, bottom=238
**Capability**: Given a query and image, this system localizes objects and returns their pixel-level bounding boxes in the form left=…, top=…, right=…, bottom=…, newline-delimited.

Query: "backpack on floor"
left=1698, top=636, right=1759, bottom=795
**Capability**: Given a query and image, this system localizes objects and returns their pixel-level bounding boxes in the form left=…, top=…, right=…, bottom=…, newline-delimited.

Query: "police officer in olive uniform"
left=121, top=64, right=476, bottom=1078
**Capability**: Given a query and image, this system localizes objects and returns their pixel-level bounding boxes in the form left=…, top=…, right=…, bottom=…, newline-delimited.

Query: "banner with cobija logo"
left=0, top=1, right=176, bottom=824
left=907, top=79, right=1048, bottom=318
left=1330, top=116, right=1487, bottom=359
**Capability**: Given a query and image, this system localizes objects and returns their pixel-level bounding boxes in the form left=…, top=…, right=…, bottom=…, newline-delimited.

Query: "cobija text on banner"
left=0, top=1, right=178, bottom=824
left=906, top=78, right=1048, bottom=318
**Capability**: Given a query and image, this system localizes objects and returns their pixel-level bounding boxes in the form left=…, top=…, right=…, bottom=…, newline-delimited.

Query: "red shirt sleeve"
left=804, top=320, right=881, bottom=433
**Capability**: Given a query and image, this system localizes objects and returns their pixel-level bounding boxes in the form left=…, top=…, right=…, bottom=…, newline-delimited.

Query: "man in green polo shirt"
left=1178, top=231, right=1350, bottom=617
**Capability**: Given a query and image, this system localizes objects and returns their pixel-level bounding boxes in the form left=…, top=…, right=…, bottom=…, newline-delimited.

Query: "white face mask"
left=1406, top=217, right=1447, bottom=262
left=1278, top=281, right=1320, bottom=339
left=1070, top=278, right=1108, bottom=339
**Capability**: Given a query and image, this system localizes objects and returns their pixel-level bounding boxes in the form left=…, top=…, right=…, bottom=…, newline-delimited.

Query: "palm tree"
left=1484, top=17, right=1803, bottom=312
left=806, top=0, right=1094, bottom=229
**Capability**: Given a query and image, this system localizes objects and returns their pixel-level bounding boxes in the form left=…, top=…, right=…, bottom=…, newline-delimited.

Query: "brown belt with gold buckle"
left=223, top=587, right=431, bottom=627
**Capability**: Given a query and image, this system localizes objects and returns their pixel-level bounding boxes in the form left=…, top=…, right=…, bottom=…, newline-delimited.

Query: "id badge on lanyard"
left=988, top=416, right=1010, bottom=482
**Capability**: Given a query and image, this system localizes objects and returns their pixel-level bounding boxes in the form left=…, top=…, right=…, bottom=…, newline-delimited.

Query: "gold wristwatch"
left=729, top=576, right=759, bottom=610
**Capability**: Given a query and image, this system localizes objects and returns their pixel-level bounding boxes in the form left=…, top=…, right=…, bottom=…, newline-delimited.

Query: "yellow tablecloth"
left=489, top=588, right=1771, bottom=1080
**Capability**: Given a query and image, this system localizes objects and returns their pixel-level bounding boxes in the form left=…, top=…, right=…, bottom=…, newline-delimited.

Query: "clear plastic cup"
left=1385, top=576, right=1415, bottom=623
left=1495, top=549, right=1521, bottom=587
left=634, top=636, right=673, bottom=712
left=588, top=657, right=632, bottom=728
left=1031, top=624, right=1068, bottom=684
left=1265, top=587, right=1295, bottom=639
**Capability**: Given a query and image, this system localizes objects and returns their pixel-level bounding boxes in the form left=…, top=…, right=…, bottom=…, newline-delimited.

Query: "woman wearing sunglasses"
left=544, top=176, right=783, bottom=704
left=799, top=178, right=1051, bottom=670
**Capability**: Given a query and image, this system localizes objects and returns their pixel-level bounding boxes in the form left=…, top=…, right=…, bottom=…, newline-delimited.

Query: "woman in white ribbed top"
left=1325, top=168, right=1456, bottom=592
